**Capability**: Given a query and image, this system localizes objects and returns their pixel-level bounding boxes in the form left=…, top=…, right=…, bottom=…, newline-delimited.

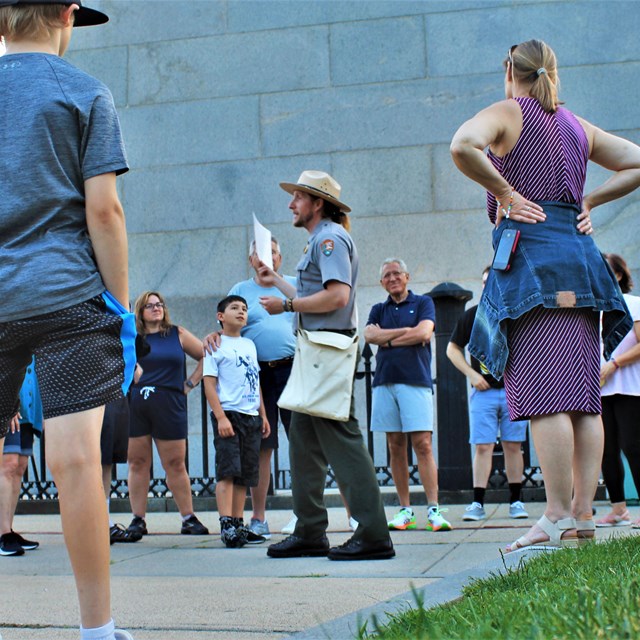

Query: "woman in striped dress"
left=451, top=39, right=640, bottom=552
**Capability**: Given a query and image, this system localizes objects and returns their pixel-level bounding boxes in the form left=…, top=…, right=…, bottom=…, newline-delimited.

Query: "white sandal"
left=506, top=515, right=578, bottom=553
left=576, top=519, right=596, bottom=542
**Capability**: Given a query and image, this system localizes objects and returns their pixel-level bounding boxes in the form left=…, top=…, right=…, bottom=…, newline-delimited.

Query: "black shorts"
left=100, top=396, right=130, bottom=465
left=129, top=386, right=188, bottom=440
left=258, top=362, right=292, bottom=450
left=0, top=295, right=135, bottom=439
left=212, top=410, right=262, bottom=486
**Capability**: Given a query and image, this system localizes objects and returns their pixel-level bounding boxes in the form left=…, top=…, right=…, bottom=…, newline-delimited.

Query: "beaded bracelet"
left=500, top=190, right=514, bottom=219
left=611, top=358, right=620, bottom=370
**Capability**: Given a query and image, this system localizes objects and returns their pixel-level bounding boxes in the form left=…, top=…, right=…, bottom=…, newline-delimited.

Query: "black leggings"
left=601, top=394, right=640, bottom=503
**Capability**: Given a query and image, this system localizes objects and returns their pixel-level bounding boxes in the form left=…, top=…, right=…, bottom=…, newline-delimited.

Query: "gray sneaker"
left=509, top=501, right=529, bottom=519
left=249, top=518, right=271, bottom=540
left=463, top=502, right=486, bottom=521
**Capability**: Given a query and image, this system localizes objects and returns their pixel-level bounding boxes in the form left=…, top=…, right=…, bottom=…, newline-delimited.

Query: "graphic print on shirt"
left=236, top=352, right=259, bottom=398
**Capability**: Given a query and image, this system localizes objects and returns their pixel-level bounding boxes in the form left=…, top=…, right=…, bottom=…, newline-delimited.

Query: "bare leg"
left=127, top=435, right=152, bottom=518
left=410, top=431, right=439, bottom=504
left=155, top=438, right=194, bottom=517
left=387, top=432, right=410, bottom=507
left=472, top=443, right=495, bottom=488
left=45, top=407, right=111, bottom=629
left=250, top=448, right=272, bottom=522
left=502, top=441, right=524, bottom=484
left=531, top=413, right=574, bottom=519
left=232, top=484, right=248, bottom=519
left=0, top=453, right=27, bottom=535
left=507, top=413, right=575, bottom=549
left=571, top=412, right=604, bottom=522
left=216, top=478, right=234, bottom=516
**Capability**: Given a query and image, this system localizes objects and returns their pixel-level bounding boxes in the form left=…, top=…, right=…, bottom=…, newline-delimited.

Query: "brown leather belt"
left=260, top=356, right=294, bottom=368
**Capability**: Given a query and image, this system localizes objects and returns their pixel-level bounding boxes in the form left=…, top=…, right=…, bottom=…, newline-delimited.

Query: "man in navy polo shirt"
left=365, top=258, right=451, bottom=533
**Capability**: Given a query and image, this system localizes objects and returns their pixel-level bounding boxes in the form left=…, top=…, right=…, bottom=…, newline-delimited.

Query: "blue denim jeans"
left=470, top=201, right=632, bottom=378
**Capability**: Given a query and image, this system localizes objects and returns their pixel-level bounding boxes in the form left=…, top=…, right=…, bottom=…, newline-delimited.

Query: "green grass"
left=358, top=536, right=640, bottom=639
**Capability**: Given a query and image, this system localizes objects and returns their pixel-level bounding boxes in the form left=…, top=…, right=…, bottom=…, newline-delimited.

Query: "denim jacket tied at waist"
left=469, top=201, right=632, bottom=379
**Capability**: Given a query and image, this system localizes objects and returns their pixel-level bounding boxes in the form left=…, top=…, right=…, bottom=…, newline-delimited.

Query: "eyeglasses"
left=144, top=302, right=165, bottom=310
left=381, top=270, right=407, bottom=281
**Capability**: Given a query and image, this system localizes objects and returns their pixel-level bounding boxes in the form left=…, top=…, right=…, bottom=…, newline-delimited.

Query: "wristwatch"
left=185, top=379, right=195, bottom=389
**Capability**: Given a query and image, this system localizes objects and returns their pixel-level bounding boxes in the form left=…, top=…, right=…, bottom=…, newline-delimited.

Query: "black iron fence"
left=18, top=285, right=553, bottom=503
left=19, top=344, right=544, bottom=504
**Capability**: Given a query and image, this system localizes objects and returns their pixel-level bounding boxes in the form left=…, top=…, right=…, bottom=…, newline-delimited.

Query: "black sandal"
left=110, top=523, right=142, bottom=544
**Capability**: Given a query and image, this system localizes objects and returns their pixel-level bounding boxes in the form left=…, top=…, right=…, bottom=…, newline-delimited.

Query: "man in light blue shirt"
left=228, top=238, right=296, bottom=538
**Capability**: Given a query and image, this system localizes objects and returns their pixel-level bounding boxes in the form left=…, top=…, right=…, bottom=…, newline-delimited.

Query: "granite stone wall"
left=63, top=0, right=640, bottom=477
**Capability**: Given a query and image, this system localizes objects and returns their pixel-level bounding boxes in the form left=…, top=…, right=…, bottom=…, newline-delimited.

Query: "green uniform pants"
left=289, top=399, right=390, bottom=543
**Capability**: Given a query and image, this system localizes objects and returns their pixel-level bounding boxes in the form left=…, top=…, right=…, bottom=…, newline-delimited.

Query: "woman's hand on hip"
left=577, top=203, right=594, bottom=235
left=495, top=190, right=546, bottom=226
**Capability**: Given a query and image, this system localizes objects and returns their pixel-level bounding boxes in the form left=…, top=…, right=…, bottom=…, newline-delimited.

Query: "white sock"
left=181, top=513, right=194, bottom=522
left=80, top=618, right=115, bottom=640
left=106, top=498, right=114, bottom=528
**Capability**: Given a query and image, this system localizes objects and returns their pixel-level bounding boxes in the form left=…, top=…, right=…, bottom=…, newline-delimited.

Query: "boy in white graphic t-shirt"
left=203, top=295, right=270, bottom=547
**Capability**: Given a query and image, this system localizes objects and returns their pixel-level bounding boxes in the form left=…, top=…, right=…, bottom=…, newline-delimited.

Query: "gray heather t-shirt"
left=0, top=53, right=128, bottom=322
left=296, top=219, right=359, bottom=330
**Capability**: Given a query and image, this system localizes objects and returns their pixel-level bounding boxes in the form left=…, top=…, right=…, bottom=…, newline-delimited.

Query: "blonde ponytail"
left=510, top=40, right=560, bottom=113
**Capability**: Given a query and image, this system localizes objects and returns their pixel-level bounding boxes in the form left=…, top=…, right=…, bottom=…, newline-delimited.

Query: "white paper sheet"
left=252, top=213, right=273, bottom=270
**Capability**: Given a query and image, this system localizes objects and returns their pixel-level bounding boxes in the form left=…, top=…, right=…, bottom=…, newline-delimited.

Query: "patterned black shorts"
left=0, top=296, right=133, bottom=438
left=211, top=410, right=262, bottom=486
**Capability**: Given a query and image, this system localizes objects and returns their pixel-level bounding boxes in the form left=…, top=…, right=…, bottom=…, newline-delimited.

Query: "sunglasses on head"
left=503, top=44, right=518, bottom=69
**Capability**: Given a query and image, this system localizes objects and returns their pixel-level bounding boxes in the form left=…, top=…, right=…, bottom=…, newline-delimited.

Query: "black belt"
left=260, top=357, right=294, bottom=368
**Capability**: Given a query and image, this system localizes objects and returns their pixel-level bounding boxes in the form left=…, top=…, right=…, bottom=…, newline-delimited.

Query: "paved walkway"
left=1, top=500, right=637, bottom=639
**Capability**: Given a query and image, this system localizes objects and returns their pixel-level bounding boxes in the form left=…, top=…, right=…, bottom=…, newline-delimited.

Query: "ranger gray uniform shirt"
left=296, top=219, right=358, bottom=330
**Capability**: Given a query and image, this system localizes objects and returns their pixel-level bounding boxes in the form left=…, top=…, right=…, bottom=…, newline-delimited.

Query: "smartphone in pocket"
left=492, top=229, right=521, bottom=271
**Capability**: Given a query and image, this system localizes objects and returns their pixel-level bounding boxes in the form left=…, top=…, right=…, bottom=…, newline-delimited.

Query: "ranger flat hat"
left=0, top=0, right=108, bottom=27
left=280, top=170, right=351, bottom=213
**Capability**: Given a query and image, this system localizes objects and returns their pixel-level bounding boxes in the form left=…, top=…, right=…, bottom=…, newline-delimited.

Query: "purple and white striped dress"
left=487, top=97, right=601, bottom=421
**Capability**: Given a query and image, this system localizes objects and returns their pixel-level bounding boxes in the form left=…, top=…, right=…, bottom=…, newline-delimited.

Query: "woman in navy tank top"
left=451, top=39, right=640, bottom=553
left=125, top=291, right=209, bottom=537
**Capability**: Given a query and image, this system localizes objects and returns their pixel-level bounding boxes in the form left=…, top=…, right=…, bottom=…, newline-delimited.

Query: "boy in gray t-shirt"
left=203, top=295, right=271, bottom=548
left=0, top=2, right=133, bottom=639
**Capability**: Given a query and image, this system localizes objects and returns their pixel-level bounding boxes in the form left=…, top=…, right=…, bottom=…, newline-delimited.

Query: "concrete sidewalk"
left=1, top=500, right=636, bottom=640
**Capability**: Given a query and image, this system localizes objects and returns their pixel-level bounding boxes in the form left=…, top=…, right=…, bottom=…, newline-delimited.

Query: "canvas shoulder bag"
left=277, top=328, right=359, bottom=422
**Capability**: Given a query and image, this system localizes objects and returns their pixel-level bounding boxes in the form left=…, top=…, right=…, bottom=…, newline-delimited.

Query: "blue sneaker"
left=249, top=518, right=271, bottom=540
left=463, top=502, right=486, bottom=521
left=509, top=501, right=529, bottom=519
